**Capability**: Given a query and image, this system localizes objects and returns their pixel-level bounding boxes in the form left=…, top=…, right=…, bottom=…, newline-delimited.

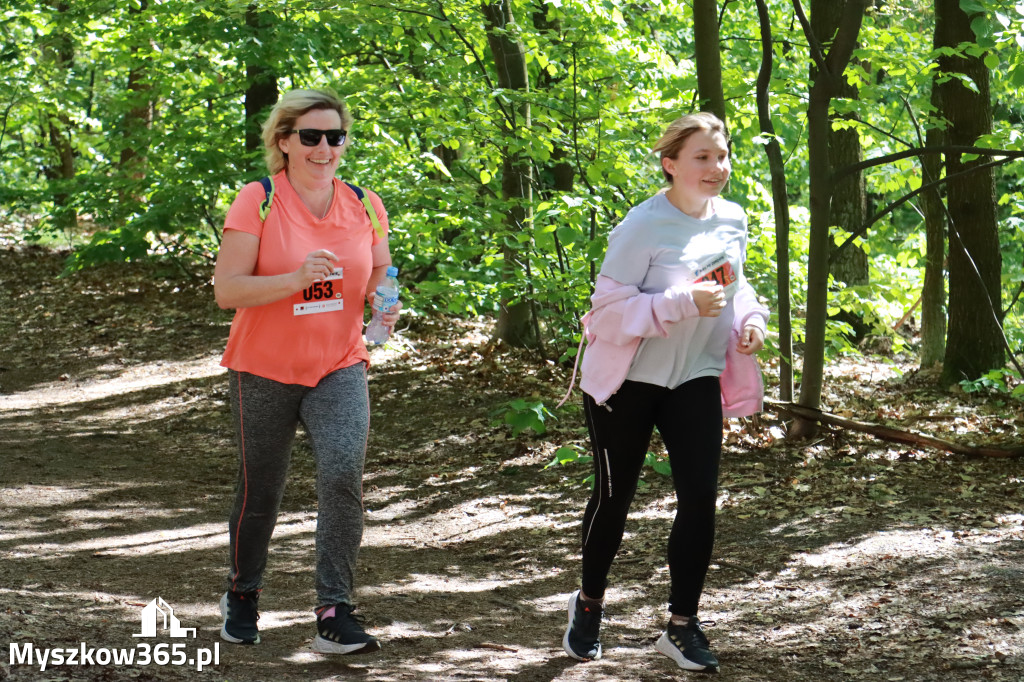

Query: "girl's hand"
left=691, top=281, right=727, bottom=317
left=294, top=249, right=339, bottom=289
left=368, top=293, right=403, bottom=329
left=736, top=325, right=765, bottom=355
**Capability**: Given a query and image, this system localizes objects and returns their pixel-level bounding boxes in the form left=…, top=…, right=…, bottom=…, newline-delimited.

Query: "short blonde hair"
left=652, top=112, right=729, bottom=183
left=261, top=89, right=354, bottom=174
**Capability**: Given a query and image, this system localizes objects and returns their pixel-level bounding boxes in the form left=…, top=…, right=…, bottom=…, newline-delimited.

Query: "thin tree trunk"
left=792, top=0, right=870, bottom=439
left=754, top=0, right=794, bottom=402
left=482, top=0, right=537, bottom=348
left=245, top=3, right=278, bottom=160
left=118, top=0, right=153, bottom=214
left=693, top=0, right=727, bottom=123
left=43, top=0, right=77, bottom=234
left=532, top=4, right=574, bottom=196
left=812, top=0, right=869, bottom=339
left=920, top=84, right=946, bottom=369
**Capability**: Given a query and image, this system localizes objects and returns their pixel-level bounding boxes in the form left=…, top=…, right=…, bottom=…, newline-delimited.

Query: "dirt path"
left=1, top=245, right=1023, bottom=681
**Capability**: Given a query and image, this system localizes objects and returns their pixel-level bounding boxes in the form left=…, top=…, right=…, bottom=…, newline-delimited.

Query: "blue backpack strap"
left=344, top=182, right=385, bottom=239
left=258, top=176, right=275, bottom=222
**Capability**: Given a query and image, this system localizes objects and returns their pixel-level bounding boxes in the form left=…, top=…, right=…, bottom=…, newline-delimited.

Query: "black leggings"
left=581, top=376, right=722, bottom=616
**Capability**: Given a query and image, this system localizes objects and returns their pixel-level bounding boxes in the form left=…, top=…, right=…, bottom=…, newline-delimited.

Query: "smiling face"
left=277, top=108, right=344, bottom=188
left=661, top=128, right=731, bottom=204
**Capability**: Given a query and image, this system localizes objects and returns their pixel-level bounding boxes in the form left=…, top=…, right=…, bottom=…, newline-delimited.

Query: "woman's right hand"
left=691, top=281, right=727, bottom=317
left=294, top=249, right=339, bottom=289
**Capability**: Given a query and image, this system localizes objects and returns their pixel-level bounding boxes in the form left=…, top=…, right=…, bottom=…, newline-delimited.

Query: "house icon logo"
left=133, top=597, right=196, bottom=638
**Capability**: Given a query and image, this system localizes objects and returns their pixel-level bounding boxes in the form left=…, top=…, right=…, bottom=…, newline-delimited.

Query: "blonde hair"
left=261, top=89, right=354, bottom=174
left=652, top=112, right=729, bottom=183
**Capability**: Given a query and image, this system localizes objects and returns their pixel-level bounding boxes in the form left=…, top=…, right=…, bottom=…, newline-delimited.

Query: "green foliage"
left=959, top=368, right=1024, bottom=400
left=1, top=0, right=1023, bottom=378
left=545, top=443, right=672, bottom=490
left=643, top=450, right=673, bottom=478
left=544, top=444, right=594, bottom=487
left=492, top=398, right=553, bottom=437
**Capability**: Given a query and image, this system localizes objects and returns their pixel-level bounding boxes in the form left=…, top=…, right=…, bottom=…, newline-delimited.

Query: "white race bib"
left=690, top=252, right=738, bottom=299
left=293, top=268, right=344, bottom=316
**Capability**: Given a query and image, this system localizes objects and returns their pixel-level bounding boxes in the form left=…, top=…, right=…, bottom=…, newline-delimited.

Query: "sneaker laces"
left=317, top=603, right=374, bottom=643
left=676, top=617, right=712, bottom=646
left=233, top=591, right=261, bottom=622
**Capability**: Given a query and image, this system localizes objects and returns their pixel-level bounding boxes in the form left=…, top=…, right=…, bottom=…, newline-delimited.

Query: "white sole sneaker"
left=219, top=592, right=260, bottom=645
left=312, top=634, right=380, bottom=655
left=655, top=630, right=717, bottom=672
left=562, top=590, right=603, bottom=661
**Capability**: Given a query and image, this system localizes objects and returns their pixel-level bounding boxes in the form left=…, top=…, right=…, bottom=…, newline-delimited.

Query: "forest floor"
left=1, top=241, right=1023, bottom=682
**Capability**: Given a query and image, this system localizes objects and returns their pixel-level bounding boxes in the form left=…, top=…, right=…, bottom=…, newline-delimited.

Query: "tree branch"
left=790, top=0, right=827, bottom=76
left=764, top=399, right=1024, bottom=458
left=831, top=155, right=1017, bottom=261
left=1006, top=280, right=1024, bottom=317
left=832, top=145, right=1024, bottom=184
left=825, top=0, right=871, bottom=81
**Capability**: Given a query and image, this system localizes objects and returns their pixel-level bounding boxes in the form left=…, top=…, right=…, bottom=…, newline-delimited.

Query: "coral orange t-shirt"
left=220, top=171, right=389, bottom=386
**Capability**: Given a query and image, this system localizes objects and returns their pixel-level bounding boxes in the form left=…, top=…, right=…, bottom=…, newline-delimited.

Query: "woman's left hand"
left=369, top=293, right=403, bottom=330
left=736, top=325, right=764, bottom=355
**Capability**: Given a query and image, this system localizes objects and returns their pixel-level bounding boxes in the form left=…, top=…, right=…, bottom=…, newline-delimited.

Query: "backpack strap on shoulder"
left=344, top=182, right=385, bottom=239
left=258, top=176, right=275, bottom=222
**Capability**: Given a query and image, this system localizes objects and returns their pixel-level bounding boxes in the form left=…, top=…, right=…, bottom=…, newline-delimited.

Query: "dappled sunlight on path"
left=0, top=353, right=225, bottom=412
left=1, top=248, right=1023, bottom=680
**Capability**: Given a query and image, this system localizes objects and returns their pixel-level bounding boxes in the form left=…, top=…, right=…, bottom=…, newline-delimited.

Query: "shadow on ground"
left=1, top=246, right=1023, bottom=681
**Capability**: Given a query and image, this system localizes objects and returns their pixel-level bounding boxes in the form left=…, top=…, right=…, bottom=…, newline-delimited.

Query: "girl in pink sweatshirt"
left=562, top=113, right=769, bottom=673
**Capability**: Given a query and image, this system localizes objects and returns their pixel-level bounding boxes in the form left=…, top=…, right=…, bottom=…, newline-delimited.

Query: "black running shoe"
left=562, top=590, right=603, bottom=661
left=312, top=603, right=381, bottom=655
left=655, top=617, right=719, bottom=672
left=220, top=590, right=260, bottom=644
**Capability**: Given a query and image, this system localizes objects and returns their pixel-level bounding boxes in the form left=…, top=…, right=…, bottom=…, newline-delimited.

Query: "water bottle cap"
left=386, top=266, right=398, bottom=276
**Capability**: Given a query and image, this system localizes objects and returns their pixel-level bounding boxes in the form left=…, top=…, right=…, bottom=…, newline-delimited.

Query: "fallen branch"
left=477, top=642, right=518, bottom=653
left=713, top=560, right=758, bottom=577
left=763, top=398, right=1024, bottom=458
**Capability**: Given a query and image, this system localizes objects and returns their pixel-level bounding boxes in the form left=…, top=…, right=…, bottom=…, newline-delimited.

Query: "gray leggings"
left=225, top=364, right=369, bottom=608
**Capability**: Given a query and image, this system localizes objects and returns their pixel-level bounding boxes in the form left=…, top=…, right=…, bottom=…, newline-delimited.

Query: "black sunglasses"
left=290, top=129, right=347, bottom=147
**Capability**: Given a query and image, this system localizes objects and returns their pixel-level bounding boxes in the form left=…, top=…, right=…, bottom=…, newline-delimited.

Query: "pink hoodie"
left=561, top=275, right=768, bottom=416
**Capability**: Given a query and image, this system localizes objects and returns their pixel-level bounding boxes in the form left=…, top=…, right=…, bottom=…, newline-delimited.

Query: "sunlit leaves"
left=2, top=0, right=1024, bottom=366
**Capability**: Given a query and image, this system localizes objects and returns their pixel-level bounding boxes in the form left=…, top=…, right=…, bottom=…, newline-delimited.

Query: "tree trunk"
left=483, top=0, right=537, bottom=348
left=118, top=0, right=153, bottom=214
left=43, top=0, right=77, bottom=234
left=245, top=3, right=278, bottom=160
left=792, top=0, right=870, bottom=439
left=935, top=0, right=1003, bottom=384
left=919, top=83, right=946, bottom=369
left=754, top=0, right=794, bottom=402
left=693, top=0, right=727, bottom=123
left=812, top=0, right=869, bottom=339
left=532, top=4, right=574, bottom=196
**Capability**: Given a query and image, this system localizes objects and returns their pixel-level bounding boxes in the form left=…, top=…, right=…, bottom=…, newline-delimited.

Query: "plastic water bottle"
left=365, top=266, right=399, bottom=345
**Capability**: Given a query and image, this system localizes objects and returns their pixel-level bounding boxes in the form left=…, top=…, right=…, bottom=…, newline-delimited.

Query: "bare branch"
left=832, top=145, right=1024, bottom=184
left=790, top=0, right=827, bottom=75
left=765, top=399, right=1024, bottom=458
left=832, top=155, right=1017, bottom=260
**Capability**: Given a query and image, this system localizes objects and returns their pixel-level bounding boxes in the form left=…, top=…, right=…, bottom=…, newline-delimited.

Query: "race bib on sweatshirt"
left=690, top=252, right=738, bottom=299
left=293, top=268, right=344, bottom=316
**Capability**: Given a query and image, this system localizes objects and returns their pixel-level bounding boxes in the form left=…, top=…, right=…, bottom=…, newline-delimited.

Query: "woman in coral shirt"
left=213, top=89, right=398, bottom=655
